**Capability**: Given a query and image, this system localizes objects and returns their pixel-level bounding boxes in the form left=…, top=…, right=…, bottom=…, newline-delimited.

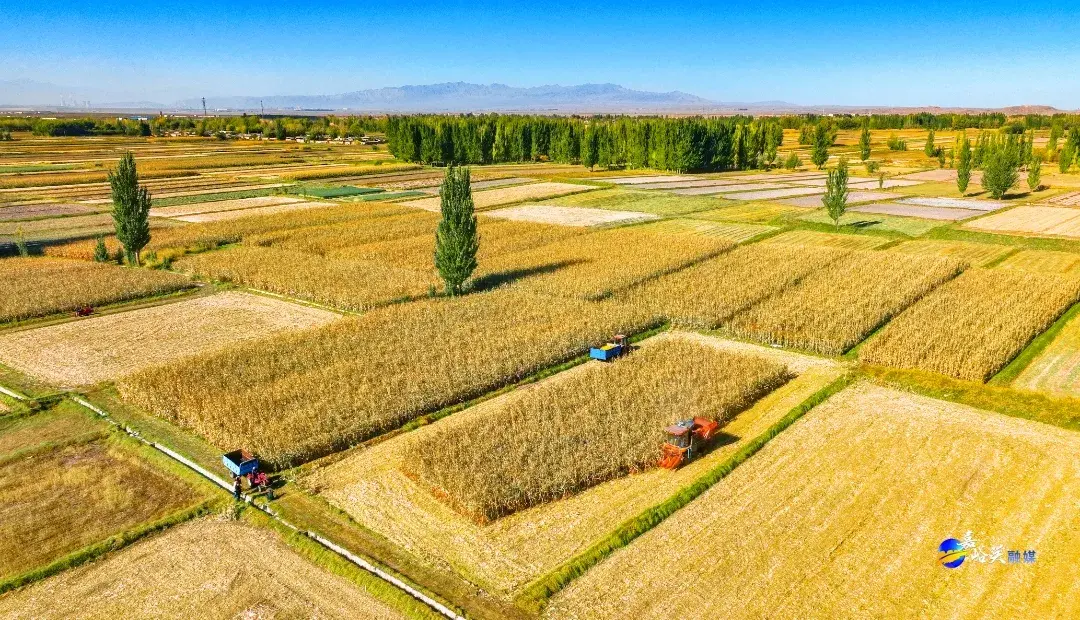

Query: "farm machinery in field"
left=659, top=417, right=720, bottom=469
left=590, top=334, right=629, bottom=362
left=223, top=449, right=273, bottom=499
left=74, top=305, right=94, bottom=317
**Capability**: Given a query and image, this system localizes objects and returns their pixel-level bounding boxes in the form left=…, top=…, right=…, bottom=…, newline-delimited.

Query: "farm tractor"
left=223, top=449, right=273, bottom=499
left=659, top=417, right=720, bottom=469
left=74, top=305, right=94, bottom=317
left=589, top=334, right=629, bottom=362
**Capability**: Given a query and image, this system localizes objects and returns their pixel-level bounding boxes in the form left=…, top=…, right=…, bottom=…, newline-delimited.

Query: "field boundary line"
left=0, top=383, right=28, bottom=401
left=513, top=371, right=853, bottom=613
left=989, top=300, right=1080, bottom=385
left=68, top=394, right=466, bottom=620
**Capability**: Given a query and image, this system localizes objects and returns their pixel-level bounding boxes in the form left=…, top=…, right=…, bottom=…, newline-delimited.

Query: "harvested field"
left=0, top=203, right=99, bottom=222
left=548, top=188, right=726, bottom=216
left=761, top=229, right=891, bottom=250
left=848, top=178, right=924, bottom=189
left=997, top=250, right=1080, bottom=275
left=0, top=292, right=340, bottom=386
left=479, top=226, right=733, bottom=300
left=778, top=190, right=896, bottom=208
left=638, top=218, right=774, bottom=242
left=118, top=290, right=654, bottom=467
left=0, top=439, right=202, bottom=581
left=484, top=204, right=657, bottom=227
left=1045, top=191, right=1080, bottom=207
left=0, top=518, right=421, bottom=620
left=176, top=246, right=436, bottom=311
left=622, top=244, right=849, bottom=329
left=899, top=196, right=1006, bottom=211
left=546, top=383, right=1080, bottom=620
left=148, top=195, right=304, bottom=218
left=671, top=183, right=791, bottom=196
left=849, top=202, right=984, bottom=221
left=861, top=269, right=1080, bottom=381
left=0, top=406, right=102, bottom=461
left=965, top=206, right=1080, bottom=237
left=248, top=211, right=440, bottom=255
left=727, top=251, right=963, bottom=354
left=172, top=198, right=336, bottom=222
left=889, top=239, right=1013, bottom=266
left=785, top=176, right=873, bottom=187
left=400, top=182, right=593, bottom=212
left=899, top=168, right=963, bottom=181
left=307, top=333, right=842, bottom=597
left=0, top=257, right=192, bottom=324
left=0, top=213, right=111, bottom=236
left=405, top=339, right=790, bottom=521
left=1013, top=312, right=1080, bottom=397
left=631, top=179, right=748, bottom=190
left=721, top=186, right=825, bottom=201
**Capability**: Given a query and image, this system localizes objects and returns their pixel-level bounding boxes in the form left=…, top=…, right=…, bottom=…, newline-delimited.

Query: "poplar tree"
left=859, top=123, right=871, bottom=160
left=924, top=128, right=937, bottom=157
left=823, top=158, right=849, bottom=230
left=811, top=124, right=830, bottom=169
left=434, top=166, right=479, bottom=296
left=108, top=153, right=151, bottom=265
left=957, top=134, right=972, bottom=194
left=1027, top=156, right=1042, bottom=192
left=1061, top=143, right=1075, bottom=173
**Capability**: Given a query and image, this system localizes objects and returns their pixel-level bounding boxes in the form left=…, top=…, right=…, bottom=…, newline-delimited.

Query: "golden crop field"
left=400, top=181, right=594, bottom=212
left=888, top=239, right=1013, bottom=267
left=0, top=257, right=192, bottom=323
left=147, top=195, right=305, bottom=218
left=118, top=289, right=655, bottom=467
left=0, top=406, right=102, bottom=460
left=176, top=246, right=437, bottom=311
left=861, top=269, right=1080, bottom=381
left=306, top=333, right=843, bottom=598
left=759, top=229, right=892, bottom=249
left=330, top=217, right=586, bottom=272
left=545, top=383, right=1080, bottom=619
left=404, top=339, right=790, bottom=521
left=479, top=225, right=734, bottom=300
left=996, top=249, right=1080, bottom=275
left=247, top=210, right=440, bottom=255
left=726, top=251, right=964, bottom=355
left=0, top=292, right=340, bottom=386
left=0, top=518, right=428, bottom=620
left=0, top=438, right=203, bottom=582
left=622, top=243, right=850, bottom=329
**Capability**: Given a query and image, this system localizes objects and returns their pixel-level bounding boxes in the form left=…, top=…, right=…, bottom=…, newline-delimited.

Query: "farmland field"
left=997, top=250, right=1080, bottom=275
left=400, top=181, right=593, bottom=212
left=1013, top=312, right=1080, bottom=397
left=306, top=332, right=842, bottom=597
left=965, top=206, right=1080, bottom=238
left=726, top=251, right=963, bottom=354
left=118, top=289, right=654, bottom=467
left=0, top=518, right=431, bottom=620
left=760, top=229, right=891, bottom=249
left=484, top=204, right=657, bottom=227
left=888, top=239, right=1013, bottom=266
left=1, top=257, right=192, bottom=324
left=404, top=338, right=791, bottom=521
left=861, top=269, right=1080, bottom=381
left=0, top=427, right=205, bottom=582
left=546, top=383, right=1080, bottom=619
left=0, top=291, right=340, bottom=386
left=546, top=187, right=728, bottom=216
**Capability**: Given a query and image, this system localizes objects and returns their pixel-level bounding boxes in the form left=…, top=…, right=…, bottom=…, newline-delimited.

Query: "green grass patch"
left=548, top=187, right=727, bottom=216
left=925, top=224, right=1080, bottom=253
left=297, top=185, right=384, bottom=198
left=360, top=190, right=426, bottom=201
left=862, top=365, right=1080, bottom=430
left=795, top=209, right=942, bottom=237
left=0, top=164, right=79, bottom=174
left=514, top=371, right=853, bottom=613
left=990, top=301, right=1080, bottom=385
left=151, top=186, right=285, bottom=208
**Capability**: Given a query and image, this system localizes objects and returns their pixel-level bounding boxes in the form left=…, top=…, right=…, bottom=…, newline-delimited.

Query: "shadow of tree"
left=469, top=259, right=586, bottom=292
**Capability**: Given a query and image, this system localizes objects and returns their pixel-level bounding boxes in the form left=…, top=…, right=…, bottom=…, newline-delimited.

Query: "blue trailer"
left=589, top=334, right=628, bottom=362
left=223, top=449, right=259, bottom=477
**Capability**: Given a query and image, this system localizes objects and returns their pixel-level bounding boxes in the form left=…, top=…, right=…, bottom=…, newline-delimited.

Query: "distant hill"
left=177, top=82, right=728, bottom=113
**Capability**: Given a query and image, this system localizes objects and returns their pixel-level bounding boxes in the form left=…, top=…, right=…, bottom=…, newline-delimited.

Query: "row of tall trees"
left=21, top=114, right=386, bottom=139
left=386, top=115, right=786, bottom=172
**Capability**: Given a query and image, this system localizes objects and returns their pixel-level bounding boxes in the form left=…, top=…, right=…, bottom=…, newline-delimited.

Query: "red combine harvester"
left=659, top=417, right=720, bottom=469
left=74, top=305, right=94, bottom=317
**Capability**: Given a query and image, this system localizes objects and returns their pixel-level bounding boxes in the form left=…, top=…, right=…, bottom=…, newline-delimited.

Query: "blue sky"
left=2, top=0, right=1078, bottom=107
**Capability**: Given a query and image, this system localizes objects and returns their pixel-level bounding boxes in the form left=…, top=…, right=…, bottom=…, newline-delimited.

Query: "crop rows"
left=118, top=289, right=655, bottom=468
left=861, top=269, right=1080, bottom=381
left=404, top=339, right=790, bottom=522
left=1, top=257, right=192, bottom=324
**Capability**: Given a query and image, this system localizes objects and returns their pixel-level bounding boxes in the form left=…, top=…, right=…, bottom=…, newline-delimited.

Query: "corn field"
left=0, top=257, right=192, bottom=323
left=861, top=269, right=1080, bottom=381
left=725, top=251, right=964, bottom=355
left=118, top=289, right=656, bottom=468
left=621, top=244, right=850, bottom=329
left=403, top=339, right=790, bottom=522
left=245, top=211, right=440, bottom=255
left=479, top=225, right=734, bottom=300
